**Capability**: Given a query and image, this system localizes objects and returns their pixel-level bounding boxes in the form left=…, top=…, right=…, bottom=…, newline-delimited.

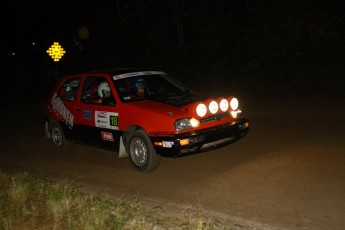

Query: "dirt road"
left=1, top=97, right=345, bottom=229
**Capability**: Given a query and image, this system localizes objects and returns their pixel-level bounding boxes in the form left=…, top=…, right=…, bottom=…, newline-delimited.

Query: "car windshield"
left=112, top=72, right=192, bottom=102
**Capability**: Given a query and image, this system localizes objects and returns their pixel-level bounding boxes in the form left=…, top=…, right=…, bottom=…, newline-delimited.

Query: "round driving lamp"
left=208, top=100, right=218, bottom=114
left=219, top=98, right=229, bottom=112
left=230, top=97, right=239, bottom=110
left=196, top=103, right=207, bottom=117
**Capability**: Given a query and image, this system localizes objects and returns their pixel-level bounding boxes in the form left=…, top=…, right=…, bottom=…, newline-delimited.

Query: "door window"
left=80, top=76, right=115, bottom=106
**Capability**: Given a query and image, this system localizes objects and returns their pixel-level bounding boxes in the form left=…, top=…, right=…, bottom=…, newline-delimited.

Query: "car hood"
left=152, top=93, right=207, bottom=107
left=126, top=93, right=207, bottom=117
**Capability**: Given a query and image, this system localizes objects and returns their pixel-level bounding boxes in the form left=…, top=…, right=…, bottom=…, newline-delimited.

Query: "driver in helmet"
left=132, top=78, right=153, bottom=98
left=135, top=78, right=146, bottom=97
left=97, top=81, right=115, bottom=105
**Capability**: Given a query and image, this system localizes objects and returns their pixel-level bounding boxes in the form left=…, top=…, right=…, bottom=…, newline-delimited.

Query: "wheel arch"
left=123, top=125, right=143, bottom=148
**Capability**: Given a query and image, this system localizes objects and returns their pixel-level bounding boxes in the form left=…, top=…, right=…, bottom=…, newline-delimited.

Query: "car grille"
left=200, top=112, right=229, bottom=123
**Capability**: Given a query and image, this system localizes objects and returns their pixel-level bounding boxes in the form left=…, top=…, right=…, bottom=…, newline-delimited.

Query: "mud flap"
left=44, top=121, right=51, bottom=139
left=119, top=136, right=129, bottom=158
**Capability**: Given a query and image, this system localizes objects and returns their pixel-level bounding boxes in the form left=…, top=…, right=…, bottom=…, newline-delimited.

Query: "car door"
left=73, top=74, right=121, bottom=150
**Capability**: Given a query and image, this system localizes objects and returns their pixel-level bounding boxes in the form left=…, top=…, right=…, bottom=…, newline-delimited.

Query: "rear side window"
left=58, top=78, right=81, bottom=101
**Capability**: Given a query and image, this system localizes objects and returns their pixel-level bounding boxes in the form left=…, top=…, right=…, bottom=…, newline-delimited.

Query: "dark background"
left=1, top=0, right=345, bottom=99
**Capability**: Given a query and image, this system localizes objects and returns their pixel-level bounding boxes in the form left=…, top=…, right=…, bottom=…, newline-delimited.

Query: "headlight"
left=219, top=98, right=229, bottom=112
left=208, top=100, right=219, bottom=114
left=196, top=103, right=207, bottom=117
left=231, top=111, right=238, bottom=118
left=175, top=118, right=200, bottom=132
left=230, top=97, right=239, bottom=110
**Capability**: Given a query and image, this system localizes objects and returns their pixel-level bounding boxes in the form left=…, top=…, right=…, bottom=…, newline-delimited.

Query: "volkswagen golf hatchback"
left=44, top=68, right=249, bottom=172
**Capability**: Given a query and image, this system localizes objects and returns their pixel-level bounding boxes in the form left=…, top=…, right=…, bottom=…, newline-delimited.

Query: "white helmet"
left=97, top=82, right=110, bottom=98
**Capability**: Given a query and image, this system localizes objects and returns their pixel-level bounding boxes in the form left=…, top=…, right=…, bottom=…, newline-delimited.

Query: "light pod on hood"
left=218, top=97, right=229, bottom=112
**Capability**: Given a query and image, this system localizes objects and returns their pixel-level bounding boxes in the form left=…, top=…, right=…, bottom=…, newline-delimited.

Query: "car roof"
left=81, top=68, right=164, bottom=76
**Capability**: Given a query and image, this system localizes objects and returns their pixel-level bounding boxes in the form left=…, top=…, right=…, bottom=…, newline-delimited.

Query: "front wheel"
left=127, top=129, right=161, bottom=172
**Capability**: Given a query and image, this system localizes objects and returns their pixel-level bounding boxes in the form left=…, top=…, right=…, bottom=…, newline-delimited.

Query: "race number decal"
left=109, top=115, right=118, bottom=126
left=95, top=111, right=119, bottom=130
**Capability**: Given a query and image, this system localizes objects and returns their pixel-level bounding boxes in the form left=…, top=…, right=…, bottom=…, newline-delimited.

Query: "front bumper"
left=151, top=118, right=249, bottom=157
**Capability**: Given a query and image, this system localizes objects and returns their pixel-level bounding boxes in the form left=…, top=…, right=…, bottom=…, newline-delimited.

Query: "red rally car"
left=44, top=68, right=249, bottom=172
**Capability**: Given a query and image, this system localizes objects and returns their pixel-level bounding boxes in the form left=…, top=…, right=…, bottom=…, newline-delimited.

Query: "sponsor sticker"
left=97, top=111, right=108, bottom=118
left=95, top=111, right=119, bottom=130
left=82, top=109, right=92, bottom=120
left=51, top=92, right=74, bottom=128
left=162, top=141, right=174, bottom=148
left=101, top=131, right=114, bottom=141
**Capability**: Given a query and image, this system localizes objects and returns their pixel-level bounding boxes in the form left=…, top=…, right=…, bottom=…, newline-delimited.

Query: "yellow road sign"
left=47, top=42, right=66, bottom=62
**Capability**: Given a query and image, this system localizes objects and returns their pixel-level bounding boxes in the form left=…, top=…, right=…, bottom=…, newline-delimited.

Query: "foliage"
left=0, top=170, right=254, bottom=230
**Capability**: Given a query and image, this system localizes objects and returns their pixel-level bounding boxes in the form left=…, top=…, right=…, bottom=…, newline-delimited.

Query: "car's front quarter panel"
left=118, top=102, right=177, bottom=136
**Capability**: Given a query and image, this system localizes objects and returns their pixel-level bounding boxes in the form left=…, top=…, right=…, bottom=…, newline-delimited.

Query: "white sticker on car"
left=51, top=92, right=74, bottom=128
left=162, top=141, right=174, bottom=148
left=101, top=131, right=114, bottom=141
left=95, top=111, right=119, bottom=130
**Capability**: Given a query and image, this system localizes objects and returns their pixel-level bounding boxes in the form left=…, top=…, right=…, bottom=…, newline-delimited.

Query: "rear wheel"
left=49, top=121, right=71, bottom=147
left=127, top=129, right=161, bottom=172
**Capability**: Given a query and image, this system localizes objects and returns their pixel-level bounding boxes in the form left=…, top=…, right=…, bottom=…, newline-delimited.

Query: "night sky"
left=2, top=0, right=345, bottom=97
left=3, top=1, right=81, bottom=47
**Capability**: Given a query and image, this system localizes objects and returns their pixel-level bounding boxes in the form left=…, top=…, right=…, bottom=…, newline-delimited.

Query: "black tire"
left=127, top=129, right=161, bottom=172
left=49, top=120, right=71, bottom=147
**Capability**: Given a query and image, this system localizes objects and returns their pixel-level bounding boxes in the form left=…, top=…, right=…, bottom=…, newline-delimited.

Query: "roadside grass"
left=0, top=170, right=241, bottom=230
